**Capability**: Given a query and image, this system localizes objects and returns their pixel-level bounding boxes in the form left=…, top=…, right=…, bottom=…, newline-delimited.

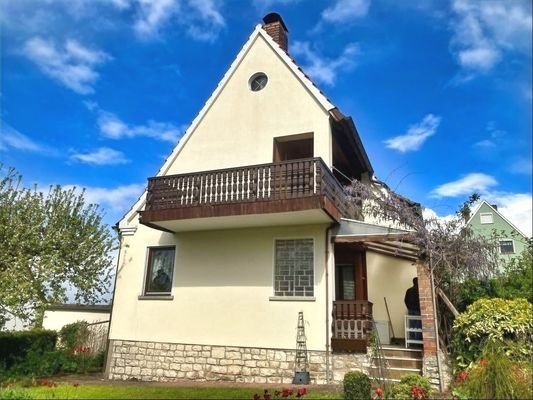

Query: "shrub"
left=385, top=375, right=432, bottom=400
left=0, top=330, right=57, bottom=370
left=452, top=297, right=532, bottom=369
left=455, top=341, right=532, bottom=399
left=343, top=371, right=371, bottom=400
left=59, top=321, right=90, bottom=353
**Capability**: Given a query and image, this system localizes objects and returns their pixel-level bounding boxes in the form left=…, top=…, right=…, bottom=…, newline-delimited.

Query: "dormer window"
left=249, top=72, right=268, bottom=91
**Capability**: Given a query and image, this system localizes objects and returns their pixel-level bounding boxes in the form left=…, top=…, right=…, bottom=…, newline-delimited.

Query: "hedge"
left=0, top=329, right=57, bottom=370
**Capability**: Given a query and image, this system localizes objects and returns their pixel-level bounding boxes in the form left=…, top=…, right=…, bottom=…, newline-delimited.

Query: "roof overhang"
left=332, top=218, right=420, bottom=262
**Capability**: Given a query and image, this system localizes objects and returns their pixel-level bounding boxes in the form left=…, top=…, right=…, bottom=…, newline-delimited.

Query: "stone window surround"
left=271, top=237, right=315, bottom=299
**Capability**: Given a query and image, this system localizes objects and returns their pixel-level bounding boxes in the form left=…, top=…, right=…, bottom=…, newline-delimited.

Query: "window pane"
left=480, top=213, right=493, bottom=224
left=146, top=247, right=175, bottom=293
left=499, top=240, right=514, bottom=254
left=274, top=239, right=313, bottom=297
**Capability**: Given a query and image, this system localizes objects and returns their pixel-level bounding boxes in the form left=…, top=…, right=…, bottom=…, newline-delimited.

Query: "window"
left=274, top=239, right=314, bottom=297
left=144, top=247, right=175, bottom=295
left=480, top=212, right=493, bottom=224
left=499, top=240, right=514, bottom=254
left=249, top=72, right=268, bottom=91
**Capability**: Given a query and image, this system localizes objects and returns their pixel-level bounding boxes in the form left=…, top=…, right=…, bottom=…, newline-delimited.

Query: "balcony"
left=140, top=157, right=359, bottom=232
left=331, top=300, right=373, bottom=353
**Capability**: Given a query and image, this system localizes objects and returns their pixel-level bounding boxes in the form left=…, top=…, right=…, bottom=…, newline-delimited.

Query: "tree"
left=346, top=179, right=503, bottom=352
left=0, top=166, right=116, bottom=328
left=347, top=180, right=500, bottom=289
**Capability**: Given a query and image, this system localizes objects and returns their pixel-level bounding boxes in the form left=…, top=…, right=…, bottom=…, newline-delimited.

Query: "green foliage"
left=343, top=371, right=371, bottom=400
left=452, top=298, right=533, bottom=369
left=398, top=375, right=431, bottom=396
left=59, top=322, right=90, bottom=353
left=0, top=330, right=57, bottom=370
left=454, top=341, right=532, bottom=399
left=492, top=250, right=532, bottom=303
left=384, top=375, right=431, bottom=400
left=0, top=387, right=33, bottom=400
left=0, top=166, right=116, bottom=327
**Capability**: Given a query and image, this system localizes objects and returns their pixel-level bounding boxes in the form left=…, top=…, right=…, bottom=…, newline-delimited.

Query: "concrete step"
left=374, top=356, right=423, bottom=369
left=369, top=366, right=422, bottom=380
left=380, top=347, right=423, bottom=359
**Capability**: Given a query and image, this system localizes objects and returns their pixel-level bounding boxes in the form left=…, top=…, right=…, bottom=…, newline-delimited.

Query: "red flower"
left=297, top=387, right=307, bottom=397
left=375, top=387, right=383, bottom=398
left=253, top=394, right=260, bottom=400
left=410, top=385, right=425, bottom=400
left=455, top=370, right=469, bottom=383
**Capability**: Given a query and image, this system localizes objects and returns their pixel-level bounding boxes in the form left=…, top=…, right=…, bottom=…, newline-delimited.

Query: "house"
left=106, top=14, right=445, bottom=387
left=466, top=200, right=529, bottom=263
left=42, top=304, right=111, bottom=332
left=43, top=304, right=111, bottom=353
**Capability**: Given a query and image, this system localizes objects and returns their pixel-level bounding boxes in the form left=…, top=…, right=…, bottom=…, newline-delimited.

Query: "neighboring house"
left=43, top=304, right=111, bottom=353
left=106, top=14, right=444, bottom=387
left=466, top=201, right=529, bottom=263
left=42, top=304, right=111, bottom=331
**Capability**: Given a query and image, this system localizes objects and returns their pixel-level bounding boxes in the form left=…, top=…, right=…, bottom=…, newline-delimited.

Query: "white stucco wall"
left=166, top=33, right=332, bottom=175
left=42, top=310, right=110, bottom=331
left=366, top=251, right=417, bottom=341
left=110, top=224, right=330, bottom=351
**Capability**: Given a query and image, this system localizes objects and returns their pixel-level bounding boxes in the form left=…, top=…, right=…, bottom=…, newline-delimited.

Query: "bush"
left=59, top=321, right=90, bottom=353
left=343, top=371, right=371, bottom=400
left=452, top=297, right=532, bottom=369
left=385, top=375, right=432, bottom=400
left=454, top=341, right=532, bottom=399
left=0, top=330, right=57, bottom=370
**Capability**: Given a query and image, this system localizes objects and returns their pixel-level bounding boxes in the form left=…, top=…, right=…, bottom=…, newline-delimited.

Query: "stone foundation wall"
left=107, top=339, right=370, bottom=384
left=423, top=349, right=452, bottom=391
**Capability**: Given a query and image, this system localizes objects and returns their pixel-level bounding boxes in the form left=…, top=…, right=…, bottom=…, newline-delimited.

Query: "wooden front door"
left=334, top=246, right=367, bottom=301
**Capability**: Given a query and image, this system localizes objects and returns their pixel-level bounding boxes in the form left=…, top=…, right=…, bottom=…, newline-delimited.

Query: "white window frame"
left=270, top=237, right=316, bottom=301
left=480, top=212, right=494, bottom=224
left=499, top=239, right=515, bottom=254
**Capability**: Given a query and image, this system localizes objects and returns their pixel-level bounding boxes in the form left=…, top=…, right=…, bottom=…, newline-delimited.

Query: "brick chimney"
left=491, top=204, right=498, bottom=210
left=262, top=13, right=288, bottom=52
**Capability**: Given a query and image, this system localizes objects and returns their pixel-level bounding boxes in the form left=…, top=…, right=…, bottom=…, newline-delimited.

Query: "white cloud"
left=0, top=122, right=56, bottom=155
left=450, top=0, right=532, bottom=75
left=22, top=37, right=111, bottom=94
left=70, top=147, right=129, bottom=165
left=384, top=114, right=441, bottom=153
left=292, top=41, right=359, bottom=86
left=133, top=0, right=225, bottom=41
left=483, top=192, right=532, bottom=237
left=430, top=173, right=498, bottom=198
left=97, top=111, right=183, bottom=142
left=134, top=0, right=179, bottom=38
left=77, top=183, right=145, bottom=213
left=322, top=0, right=371, bottom=23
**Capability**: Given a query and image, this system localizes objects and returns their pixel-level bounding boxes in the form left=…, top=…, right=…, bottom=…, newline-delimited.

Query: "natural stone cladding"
left=108, top=340, right=370, bottom=384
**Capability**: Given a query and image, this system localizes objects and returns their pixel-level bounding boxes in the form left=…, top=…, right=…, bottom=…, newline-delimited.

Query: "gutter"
left=325, top=223, right=335, bottom=384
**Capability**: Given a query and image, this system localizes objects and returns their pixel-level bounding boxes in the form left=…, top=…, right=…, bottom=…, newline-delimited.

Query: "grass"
left=1, top=384, right=343, bottom=399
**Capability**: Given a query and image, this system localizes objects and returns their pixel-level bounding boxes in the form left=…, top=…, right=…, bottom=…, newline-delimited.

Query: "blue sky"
left=1, top=0, right=531, bottom=236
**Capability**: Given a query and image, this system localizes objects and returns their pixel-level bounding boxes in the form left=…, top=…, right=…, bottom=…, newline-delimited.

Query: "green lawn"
left=1, top=384, right=343, bottom=399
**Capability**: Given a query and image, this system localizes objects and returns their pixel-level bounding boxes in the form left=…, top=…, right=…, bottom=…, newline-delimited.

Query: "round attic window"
left=249, top=72, right=268, bottom=92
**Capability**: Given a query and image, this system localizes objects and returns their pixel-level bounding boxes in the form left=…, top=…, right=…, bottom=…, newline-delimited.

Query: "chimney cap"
left=263, top=12, right=288, bottom=32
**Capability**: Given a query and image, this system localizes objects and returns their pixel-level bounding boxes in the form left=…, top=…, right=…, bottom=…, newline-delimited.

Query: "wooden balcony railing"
left=141, top=157, right=358, bottom=225
left=331, top=300, right=373, bottom=353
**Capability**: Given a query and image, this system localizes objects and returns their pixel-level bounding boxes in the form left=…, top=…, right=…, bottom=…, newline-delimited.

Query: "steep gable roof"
left=466, top=200, right=528, bottom=238
left=118, top=21, right=371, bottom=230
